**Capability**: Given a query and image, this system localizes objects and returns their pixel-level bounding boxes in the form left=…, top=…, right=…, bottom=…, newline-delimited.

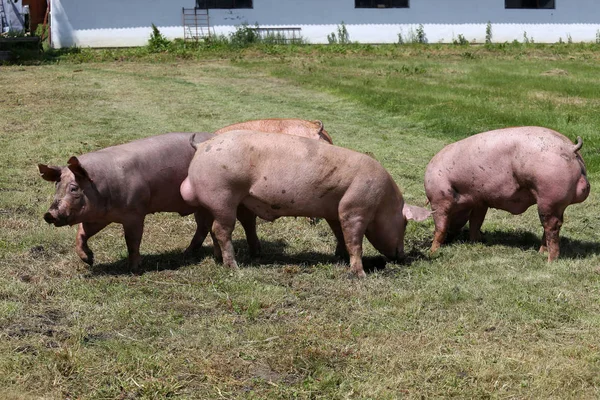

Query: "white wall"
left=51, top=0, right=600, bottom=48
left=1, top=0, right=25, bottom=33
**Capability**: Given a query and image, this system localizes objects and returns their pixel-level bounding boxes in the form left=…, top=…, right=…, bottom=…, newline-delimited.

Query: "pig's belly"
left=242, top=195, right=338, bottom=221
left=485, top=187, right=536, bottom=215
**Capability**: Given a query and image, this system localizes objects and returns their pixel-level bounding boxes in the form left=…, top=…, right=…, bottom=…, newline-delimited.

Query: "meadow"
left=1, top=44, right=600, bottom=398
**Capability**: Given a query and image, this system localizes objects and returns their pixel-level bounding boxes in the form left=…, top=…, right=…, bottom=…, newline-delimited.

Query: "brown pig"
left=424, top=126, right=590, bottom=261
left=215, top=118, right=333, bottom=144
left=180, top=130, right=431, bottom=277
left=38, top=132, right=256, bottom=271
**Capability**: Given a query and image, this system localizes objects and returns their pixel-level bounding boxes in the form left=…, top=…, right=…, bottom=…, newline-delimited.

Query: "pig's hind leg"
left=537, top=205, right=565, bottom=262
left=211, top=212, right=238, bottom=270
left=76, top=221, right=109, bottom=266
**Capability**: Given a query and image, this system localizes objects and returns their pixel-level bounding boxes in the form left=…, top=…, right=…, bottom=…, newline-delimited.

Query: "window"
left=355, top=0, right=409, bottom=8
left=196, top=0, right=252, bottom=9
left=505, top=0, right=554, bottom=9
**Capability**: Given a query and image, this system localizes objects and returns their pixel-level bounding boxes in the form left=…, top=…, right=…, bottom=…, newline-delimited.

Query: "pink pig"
left=425, top=126, right=590, bottom=261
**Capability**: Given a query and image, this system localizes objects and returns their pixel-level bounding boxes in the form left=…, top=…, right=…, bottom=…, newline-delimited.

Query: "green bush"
left=328, top=22, right=350, bottom=45
left=229, top=23, right=259, bottom=48
left=147, top=24, right=171, bottom=53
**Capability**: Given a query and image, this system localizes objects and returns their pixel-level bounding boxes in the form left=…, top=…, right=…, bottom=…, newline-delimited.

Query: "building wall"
left=50, top=0, right=600, bottom=48
left=1, top=0, right=25, bottom=33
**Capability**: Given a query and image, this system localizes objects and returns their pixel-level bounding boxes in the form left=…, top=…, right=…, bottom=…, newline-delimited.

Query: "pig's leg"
left=539, top=231, right=547, bottom=254
left=469, top=206, right=488, bottom=242
left=538, top=207, right=564, bottom=262
left=123, top=217, right=145, bottom=272
left=211, top=213, right=238, bottom=270
left=431, top=211, right=450, bottom=252
left=184, top=208, right=213, bottom=255
left=338, top=214, right=368, bottom=278
left=210, top=230, right=222, bottom=260
left=236, top=205, right=261, bottom=257
left=326, top=219, right=349, bottom=260
left=76, top=221, right=109, bottom=266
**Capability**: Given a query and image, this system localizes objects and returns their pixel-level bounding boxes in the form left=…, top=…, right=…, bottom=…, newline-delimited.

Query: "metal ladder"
left=0, top=0, right=8, bottom=34
left=182, top=7, right=210, bottom=41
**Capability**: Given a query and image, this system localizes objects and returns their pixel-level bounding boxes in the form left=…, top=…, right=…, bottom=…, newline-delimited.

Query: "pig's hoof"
left=78, top=250, right=94, bottom=266
left=226, top=261, right=239, bottom=270
left=347, top=269, right=367, bottom=279
left=129, top=264, right=143, bottom=275
left=249, top=244, right=262, bottom=258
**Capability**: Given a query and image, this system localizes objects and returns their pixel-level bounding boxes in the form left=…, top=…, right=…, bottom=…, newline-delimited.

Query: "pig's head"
left=38, top=157, right=100, bottom=227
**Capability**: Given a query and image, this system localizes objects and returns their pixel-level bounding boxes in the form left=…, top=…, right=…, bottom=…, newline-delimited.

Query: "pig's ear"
left=67, top=157, right=91, bottom=181
left=38, top=164, right=62, bottom=182
left=403, top=204, right=432, bottom=222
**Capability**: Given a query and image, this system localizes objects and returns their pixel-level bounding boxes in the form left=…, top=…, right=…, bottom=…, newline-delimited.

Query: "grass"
left=1, top=45, right=600, bottom=398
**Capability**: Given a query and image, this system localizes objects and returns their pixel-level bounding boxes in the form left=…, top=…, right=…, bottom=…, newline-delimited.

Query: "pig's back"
left=215, top=119, right=331, bottom=143
left=81, top=132, right=213, bottom=214
left=194, top=130, right=391, bottom=219
left=426, top=127, right=582, bottom=208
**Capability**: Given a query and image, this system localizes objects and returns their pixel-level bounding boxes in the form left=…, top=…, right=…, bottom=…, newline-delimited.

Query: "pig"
left=216, top=118, right=333, bottom=228
left=215, top=119, right=333, bottom=144
left=38, top=132, right=261, bottom=271
left=180, top=130, right=431, bottom=278
left=424, top=126, right=590, bottom=261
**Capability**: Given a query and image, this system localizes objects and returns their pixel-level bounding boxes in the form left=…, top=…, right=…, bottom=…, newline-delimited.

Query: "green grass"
left=1, top=46, right=600, bottom=398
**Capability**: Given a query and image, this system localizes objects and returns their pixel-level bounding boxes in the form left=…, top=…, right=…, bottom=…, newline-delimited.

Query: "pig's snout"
left=43, top=210, right=67, bottom=226
left=44, top=212, right=57, bottom=224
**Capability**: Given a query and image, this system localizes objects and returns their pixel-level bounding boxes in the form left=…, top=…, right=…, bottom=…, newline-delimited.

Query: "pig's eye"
left=69, top=185, right=79, bottom=193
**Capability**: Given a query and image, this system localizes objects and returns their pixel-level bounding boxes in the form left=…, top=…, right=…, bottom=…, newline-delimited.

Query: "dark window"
left=356, top=0, right=409, bottom=8
left=505, top=0, right=554, bottom=9
left=196, top=0, right=252, bottom=9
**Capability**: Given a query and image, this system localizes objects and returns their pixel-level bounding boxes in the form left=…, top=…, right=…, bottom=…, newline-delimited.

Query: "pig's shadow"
left=88, top=249, right=200, bottom=276
left=448, top=229, right=600, bottom=259
left=87, top=238, right=423, bottom=276
left=242, top=239, right=425, bottom=274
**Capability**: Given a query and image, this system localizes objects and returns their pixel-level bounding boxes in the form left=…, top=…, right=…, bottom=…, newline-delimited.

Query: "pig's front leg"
left=469, top=206, right=488, bottom=242
left=236, top=205, right=261, bottom=257
left=123, top=217, right=145, bottom=272
left=539, top=230, right=548, bottom=254
left=76, top=221, right=109, bottom=266
left=339, top=214, right=368, bottom=278
left=184, top=208, right=213, bottom=255
left=326, top=219, right=349, bottom=260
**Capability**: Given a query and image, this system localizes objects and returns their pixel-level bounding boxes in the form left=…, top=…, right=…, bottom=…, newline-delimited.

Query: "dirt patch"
left=3, top=309, right=69, bottom=343
left=541, top=69, right=569, bottom=76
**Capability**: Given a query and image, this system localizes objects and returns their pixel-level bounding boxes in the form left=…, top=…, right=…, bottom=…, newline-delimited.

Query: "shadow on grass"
left=87, top=238, right=428, bottom=276
left=88, top=249, right=203, bottom=276
left=446, top=228, right=600, bottom=259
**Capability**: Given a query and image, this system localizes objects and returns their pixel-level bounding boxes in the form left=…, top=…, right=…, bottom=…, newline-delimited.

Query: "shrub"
left=229, top=23, right=259, bottom=47
left=328, top=22, right=350, bottom=45
left=415, top=24, right=427, bottom=44
left=485, top=21, right=493, bottom=44
left=453, top=34, right=469, bottom=46
left=147, top=24, right=170, bottom=53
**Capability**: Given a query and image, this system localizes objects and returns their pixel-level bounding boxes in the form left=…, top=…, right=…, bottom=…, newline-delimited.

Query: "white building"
left=49, top=0, right=600, bottom=48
